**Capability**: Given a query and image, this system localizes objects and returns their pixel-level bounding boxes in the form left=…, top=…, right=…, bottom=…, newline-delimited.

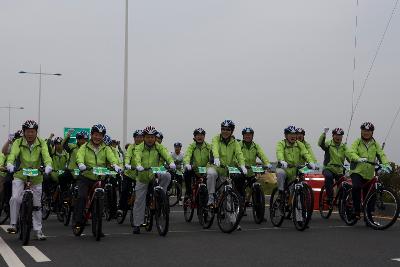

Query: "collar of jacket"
left=87, top=141, right=106, bottom=152
left=219, top=135, right=235, bottom=144
left=20, top=137, right=41, bottom=148
left=284, top=139, right=299, bottom=147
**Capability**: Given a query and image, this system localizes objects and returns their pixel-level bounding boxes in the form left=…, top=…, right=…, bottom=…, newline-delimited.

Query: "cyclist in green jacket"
left=348, top=122, right=390, bottom=219
left=49, top=137, right=70, bottom=194
left=276, top=126, right=316, bottom=193
left=132, top=126, right=176, bottom=234
left=118, top=130, right=144, bottom=216
left=238, top=127, right=271, bottom=201
left=73, top=124, right=121, bottom=232
left=208, top=120, right=247, bottom=205
left=6, top=120, right=53, bottom=240
left=63, top=130, right=89, bottom=179
left=183, top=128, right=212, bottom=197
left=296, top=127, right=317, bottom=163
left=0, top=152, right=6, bottom=206
left=318, top=127, right=349, bottom=202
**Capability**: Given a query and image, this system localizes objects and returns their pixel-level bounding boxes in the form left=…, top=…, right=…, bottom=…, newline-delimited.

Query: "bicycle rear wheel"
left=217, top=190, right=241, bottom=233
left=20, top=192, right=33, bottom=245
left=292, top=185, right=313, bottom=231
left=155, top=189, right=169, bottom=236
left=269, top=188, right=285, bottom=227
left=41, top=192, right=51, bottom=220
left=251, top=184, right=265, bottom=224
left=92, top=194, right=104, bottom=241
left=364, top=186, right=400, bottom=230
left=338, top=187, right=358, bottom=226
left=168, top=180, right=182, bottom=207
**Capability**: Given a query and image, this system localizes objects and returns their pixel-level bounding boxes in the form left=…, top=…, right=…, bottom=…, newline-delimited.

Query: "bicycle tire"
left=104, top=186, right=113, bottom=222
left=41, top=192, right=51, bottom=220
left=183, top=196, right=194, bottom=222
left=155, top=189, right=169, bottom=236
left=269, top=188, right=285, bottom=227
left=338, top=187, right=358, bottom=226
left=144, top=206, right=153, bottom=232
left=364, top=186, right=400, bottom=230
left=292, top=185, right=312, bottom=231
left=319, top=185, right=334, bottom=219
left=92, top=194, right=104, bottom=241
left=217, top=190, right=241, bottom=233
left=20, top=192, right=33, bottom=245
left=168, top=180, right=182, bottom=207
left=0, top=201, right=10, bottom=225
left=63, top=203, right=72, bottom=226
left=251, top=184, right=265, bottom=224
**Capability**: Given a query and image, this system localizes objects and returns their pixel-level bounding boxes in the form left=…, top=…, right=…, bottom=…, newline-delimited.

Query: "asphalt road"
left=0, top=206, right=400, bottom=267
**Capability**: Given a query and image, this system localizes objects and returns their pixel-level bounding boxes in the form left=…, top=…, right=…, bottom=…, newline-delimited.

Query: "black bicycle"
left=270, top=164, right=314, bottom=231
left=141, top=167, right=170, bottom=236
left=167, top=169, right=183, bottom=207
left=243, top=165, right=267, bottom=224
left=202, top=166, right=244, bottom=233
left=116, top=175, right=136, bottom=226
left=0, top=171, right=12, bottom=225
left=104, top=172, right=118, bottom=221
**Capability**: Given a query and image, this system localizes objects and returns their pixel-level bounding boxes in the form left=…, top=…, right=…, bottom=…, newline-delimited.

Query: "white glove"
left=323, top=127, right=329, bottom=134
left=185, top=164, right=192, bottom=171
left=125, top=164, right=132, bottom=170
left=241, top=166, right=248, bottom=176
left=308, top=163, right=316, bottom=170
left=78, top=163, right=86, bottom=171
left=214, top=158, right=220, bottom=167
left=45, top=165, right=53, bottom=175
left=169, top=163, right=176, bottom=170
left=113, top=164, right=122, bottom=173
left=279, top=161, right=288, bottom=169
left=136, top=165, right=144, bottom=172
left=6, top=163, right=15, bottom=173
left=357, top=158, right=367, bottom=163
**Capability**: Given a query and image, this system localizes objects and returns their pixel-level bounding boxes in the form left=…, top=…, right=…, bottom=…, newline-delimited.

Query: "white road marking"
left=0, top=225, right=11, bottom=233
left=391, top=258, right=400, bottom=262
left=0, top=236, right=25, bottom=267
left=22, top=246, right=51, bottom=263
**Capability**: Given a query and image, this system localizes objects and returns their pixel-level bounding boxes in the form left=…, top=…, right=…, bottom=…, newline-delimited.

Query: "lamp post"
left=0, top=105, right=24, bottom=135
left=19, top=65, right=61, bottom=131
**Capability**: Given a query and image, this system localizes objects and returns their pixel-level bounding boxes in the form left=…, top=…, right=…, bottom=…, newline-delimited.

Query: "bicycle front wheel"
left=364, top=186, right=400, bottom=230
left=338, top=187, right=358, bottom=226
left=155, top=189, right=169, bottom=236
left=183, top=196, right=194, bottom=222
left=20, top=193, right=33, bottom=245
left=92, top=194, right=104, bottom=241
left=292, top=185, right=313, bottom=231
left=251, top=184, right=265, bottom=224
left=41, top=192, right=51, bottom=220
left=0, top=200, right=10, bottom=225
left=269, top=188, right=285, bottom=227
left=217, top=190, right=242, bottom=233
left=319, top=185, right=334, bottom=219
left=168, top=180, right=182, bottom=207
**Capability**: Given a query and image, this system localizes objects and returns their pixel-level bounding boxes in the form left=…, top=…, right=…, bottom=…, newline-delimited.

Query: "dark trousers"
left=350, top=173, right=369, bottom=213
left=322, top=169, right=342, bottom=199
left=74, top=177, right=96, bottom=225
left=119, top=175, right=135, bottom=211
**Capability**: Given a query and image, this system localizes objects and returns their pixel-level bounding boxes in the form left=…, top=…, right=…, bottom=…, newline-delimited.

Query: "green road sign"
left=64, top=127, right=90, bottom=144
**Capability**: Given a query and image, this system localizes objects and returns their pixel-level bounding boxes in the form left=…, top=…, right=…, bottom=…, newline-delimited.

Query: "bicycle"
left=339, top=162, right=400, bottom=230
left=104, top=171, right=118, bottom=221
left=0, top=171, right=12, bottom=225
left=183, top=167, right=208, bottom=226
left=202, top=165, right=244, bottom=233
left=318, top=165, right=351, bottom=219
left=242, top=165, right=267, bottom=224
left=59, top=169, right=80, bottom=226
left=72, top=167, right=110, bottom=241
left=269, top=164, right=315, bottom=231
left=167, top=168, right=183, bottom=207
left=115, top=175, right=136, bottom=226
left=141, top=167, right=170, bottom=236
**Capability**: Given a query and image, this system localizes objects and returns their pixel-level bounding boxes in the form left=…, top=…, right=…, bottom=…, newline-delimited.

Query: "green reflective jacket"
left=239, top=141, right=270, bottom=177
left=212, top=135, right=245, bottom=177
left=76, top=142, right=119, bottom=181
left=183, top=142, right=212, bottom=171
left=124, top=143, right=138, bottom=180
left=50, top=150, right=69, bottom=182
left=348, top=138, right=388, bottom=180
left=7, top=137, right=53, bottom=185
left=318, top=134, right=349, bottom=175
left=276, top=139, right=313, bottom=179
left=134, top=142, right=174, bottom=184
left=300, top=141, right=317, bottom=163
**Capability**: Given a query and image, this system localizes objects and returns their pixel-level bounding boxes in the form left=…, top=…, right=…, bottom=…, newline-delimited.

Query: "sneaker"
left=35, top=230, right=47, bottom=240
left=133, top=226, right=140, bottom=234
left=7, top=225, right=17, bottom=234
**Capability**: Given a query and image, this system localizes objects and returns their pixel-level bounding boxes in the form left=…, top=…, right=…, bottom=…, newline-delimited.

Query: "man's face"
left=77, top=138, right=87, bottom=146
left=333, top=134, right=343, bottom=144
left=174, top=146, right=181, bottom=154
left=134, top=136, right=144, bottom=145
left=286, top=133, right=297, bottom=144
left=194, top=134, right=205, bottom=143
left=297, top=133, right=305, bottom=142
left=221, top=127, right=232, bottom=139
left=243, top=133, right=253, bottom=143
left=55, top=143, right=63, bottom=152
left=91, top=132, right=104, bottom=146
left=361, top=129, right=373, bottom=140
left=24, top=129, right=37, bottom=143
left=145, top=135, right=156, bottom=146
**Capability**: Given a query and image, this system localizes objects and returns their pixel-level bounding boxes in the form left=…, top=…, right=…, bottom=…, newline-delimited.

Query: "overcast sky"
left=0, top=0, right=399, bottom=162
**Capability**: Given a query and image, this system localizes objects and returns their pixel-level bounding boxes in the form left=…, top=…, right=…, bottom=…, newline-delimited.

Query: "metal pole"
left=38, top=64, right=42, bottom=133
left=122, top=0, right=129, bottom=146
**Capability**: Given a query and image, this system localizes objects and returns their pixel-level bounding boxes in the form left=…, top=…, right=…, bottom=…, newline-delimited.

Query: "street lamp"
left=0, top=105, right=24, bottom=135
left=123, top=0, right=129, bottom=146
left=18, top=65, right=61, bottom=131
